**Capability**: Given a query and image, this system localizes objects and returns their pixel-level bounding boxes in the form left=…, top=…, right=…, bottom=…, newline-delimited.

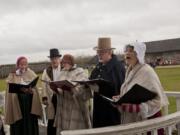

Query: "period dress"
left=120, top=63, right=169, bottom=123
left=5, top=68, right=42, bottom=135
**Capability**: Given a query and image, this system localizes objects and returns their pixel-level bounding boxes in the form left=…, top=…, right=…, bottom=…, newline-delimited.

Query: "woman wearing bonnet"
left=5, top=56, right=42, bottom=135
left=114, top=42, right=169, bottom=135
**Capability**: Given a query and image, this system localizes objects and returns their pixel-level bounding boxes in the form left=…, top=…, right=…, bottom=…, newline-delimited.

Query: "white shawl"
left=120, top=63, right=169, bottom=123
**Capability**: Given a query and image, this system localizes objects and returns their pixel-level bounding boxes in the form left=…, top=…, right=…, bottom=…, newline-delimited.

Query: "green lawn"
left=155, top=67, right=180, bottom=113
left=155, top=67, right=180, bottom=91
left=0, top=67, right=180, bottom=113
left=0, top=78, right=6, bottom=91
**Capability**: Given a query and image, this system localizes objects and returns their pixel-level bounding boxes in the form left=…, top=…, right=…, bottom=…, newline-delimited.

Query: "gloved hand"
left=42, top=97, right=48, bottom=105
left=116, top=103, right=140, bottom=113
left=49, top=83, right=58, bottom=92
left=20, top=87, right=33, bottom=94
left=112, top=95, right=121, bottom=101
left=72, top=84, right=83, bottom=96
left=57, top=88, right=63, bottom=94
left=89, top=84, right=99, bottom=92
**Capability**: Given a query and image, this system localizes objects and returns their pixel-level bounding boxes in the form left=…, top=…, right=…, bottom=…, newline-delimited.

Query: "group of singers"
left=4, top=37, right=168, bottom=135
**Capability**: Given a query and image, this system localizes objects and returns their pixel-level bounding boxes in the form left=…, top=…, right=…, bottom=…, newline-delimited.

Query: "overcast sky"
left=0, top=0, right=180, bottom=64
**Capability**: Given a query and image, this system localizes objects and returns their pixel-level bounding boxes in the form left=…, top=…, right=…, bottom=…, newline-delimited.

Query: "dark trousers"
left=0, top=125, right=5, bottom=135
left=47, top=119, right=56, bottom=135
left=47, top=94, right=57, bottom=135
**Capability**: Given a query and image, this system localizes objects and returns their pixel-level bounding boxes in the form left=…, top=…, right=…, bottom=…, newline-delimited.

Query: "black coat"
left=90, top=55, right=125, bottom=128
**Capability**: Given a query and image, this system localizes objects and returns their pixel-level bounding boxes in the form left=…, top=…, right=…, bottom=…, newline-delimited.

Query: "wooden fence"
left=0, top=62, right=49, bottom=78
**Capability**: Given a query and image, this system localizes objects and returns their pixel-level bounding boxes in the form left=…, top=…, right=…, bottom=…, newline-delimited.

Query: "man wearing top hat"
left=90, top=37, right=125, bottom=128
left=41, top=48, right=62, bottom=135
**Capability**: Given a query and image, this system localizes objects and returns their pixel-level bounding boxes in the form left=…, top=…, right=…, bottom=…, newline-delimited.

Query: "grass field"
left=155, top=67, right=180, bottom=113
left=0, top=66, right=180, bottom=113
left=156, top=67, right=180, bottom=91
left=0, top=79, right=6, bottom=91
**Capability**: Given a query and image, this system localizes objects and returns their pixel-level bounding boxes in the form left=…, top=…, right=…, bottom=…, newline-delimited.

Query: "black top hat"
left=48, top=48, right=62, bottom=58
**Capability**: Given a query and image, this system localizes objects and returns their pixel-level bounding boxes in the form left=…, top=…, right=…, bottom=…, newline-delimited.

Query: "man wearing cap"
left=41, top=48, right=62, bottom=135
left=90, top=37, right=125, bottom=128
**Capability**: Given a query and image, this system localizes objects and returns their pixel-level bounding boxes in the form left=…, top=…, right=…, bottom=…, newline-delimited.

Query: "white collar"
left=52, top=64, right=61, bottom=71
left=16, top=68, right=26, bottom=75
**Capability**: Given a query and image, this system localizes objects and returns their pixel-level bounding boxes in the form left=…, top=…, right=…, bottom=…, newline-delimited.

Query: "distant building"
left=145, top=38, right=180, bottom=65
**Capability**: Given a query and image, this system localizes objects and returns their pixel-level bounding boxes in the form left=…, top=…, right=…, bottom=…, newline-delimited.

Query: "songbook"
left=73, top=78, right=112, bottom=87
left=41, top=79, right=76, bottom=92
left=8, top=76, right=39, bottom=93
left=101, top=84, right=157, bottom=105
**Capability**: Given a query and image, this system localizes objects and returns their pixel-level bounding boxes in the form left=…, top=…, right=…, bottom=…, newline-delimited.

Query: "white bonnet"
left=125, top=42, right=146, bottom=64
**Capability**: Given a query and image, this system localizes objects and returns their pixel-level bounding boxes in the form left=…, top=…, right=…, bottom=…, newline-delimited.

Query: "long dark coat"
left=90, top=55, right=125, bottom=128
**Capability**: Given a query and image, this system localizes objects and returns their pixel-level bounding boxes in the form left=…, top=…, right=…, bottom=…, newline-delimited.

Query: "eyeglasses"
left=62, top=61, right=70, bottom=64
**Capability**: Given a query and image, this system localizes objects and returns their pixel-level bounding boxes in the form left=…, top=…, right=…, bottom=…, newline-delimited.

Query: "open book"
left=8, top=76, right=39, bottom=93
left=101, top=84, right=157, bottom=105
left=41, top=79, right=76, bottom=92
left=73, top=78, right=112, bottom=87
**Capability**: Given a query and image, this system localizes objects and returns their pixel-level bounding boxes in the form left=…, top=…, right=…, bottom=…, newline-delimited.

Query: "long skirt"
left=10, top=93, right=39, bottom=135
left=147, top=111, right=164, bottom=135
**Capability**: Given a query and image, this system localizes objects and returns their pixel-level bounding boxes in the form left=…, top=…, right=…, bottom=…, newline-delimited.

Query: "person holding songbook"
left=114, top=42, right=169, bottom=135
left=54, top=54, right=92, bottom=134
left=4, top=56, right=42, bottom=135
left=90, top=37, right=125, bottom=128
left=41, top=48, right=62, bottom=135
